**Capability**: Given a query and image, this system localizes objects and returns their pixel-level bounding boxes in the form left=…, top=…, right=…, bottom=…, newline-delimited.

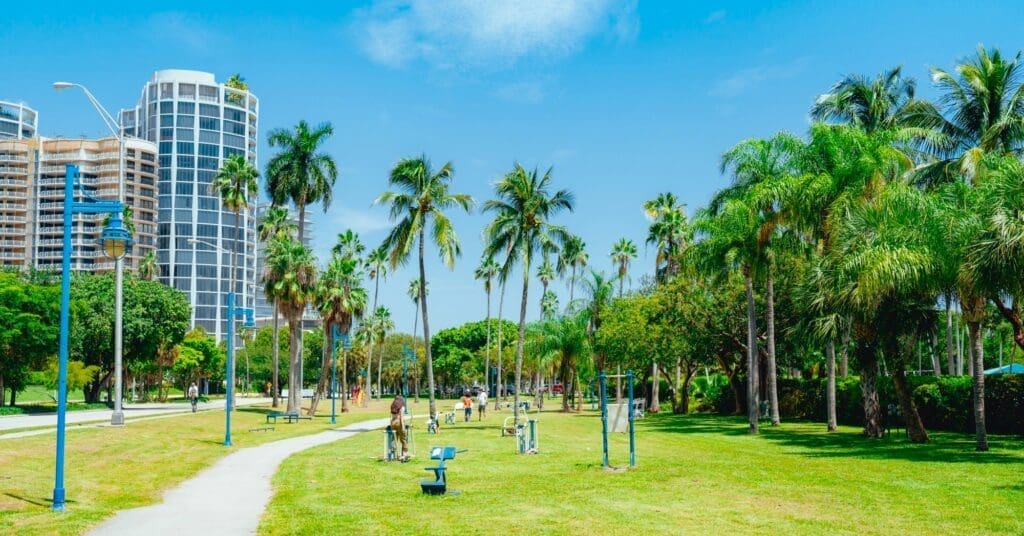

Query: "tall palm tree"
left=364, top=246, right=388, bottom=404
left=810, top=66, right=940, bottom=135
left=263, top=236, right=318, bottom=413
left=370, top=306, right=394, bottom=399
left=406, top=277, right=428, bottom=402
left=137, top=251, right=158, bottom=281
left=332, top=229, right=365, bottom=261
left=257, top=206, right=296, bottom=408
left=644, top=193, right=689, bottom=282
left=557, top=235, right=587, bottom=306
left=310, top=254, right=366, bottom=415
left=483, top=164, right=574, bottom=424
left=536, top=258, right=556, bottom=315
left=610, top=238, right=637, bottom=297
left=265, top=120, right=338, bottom=243
left=475, top=258, right=500, bottom=397
left=540, top=290, right=559, bottom=319
left=539, top=313, right=590, bottom=412
left=376, top=155, right=473, bottom=420
left=579, top=269, right=616, bottom=409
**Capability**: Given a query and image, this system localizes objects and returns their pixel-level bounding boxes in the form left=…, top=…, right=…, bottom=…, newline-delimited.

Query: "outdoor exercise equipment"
left=501, top=407, right=540, bottom=454
left=599, top=370, right=637, bottom=469
left=383, top=422, right=415, bottom=461
left=420, top=446, right=467, bottom=495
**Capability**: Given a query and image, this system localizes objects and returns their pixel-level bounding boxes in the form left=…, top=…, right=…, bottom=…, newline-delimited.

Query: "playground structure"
left=420, top=446, right=467, bottom=495
left=599, top=370, right=637, bottom=469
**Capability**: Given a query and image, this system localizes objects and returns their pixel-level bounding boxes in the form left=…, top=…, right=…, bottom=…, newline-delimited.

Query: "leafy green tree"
left=0, top=272, right=59, bottom=405
left=376, top=155, right=473, bottom=419
left=265, top=120, right=338, bottom=243
left=42, top=359, right=99, bottom=395
left=138, top=251, right=158, bottom=281
left=310, top=252, right=366, bottom=414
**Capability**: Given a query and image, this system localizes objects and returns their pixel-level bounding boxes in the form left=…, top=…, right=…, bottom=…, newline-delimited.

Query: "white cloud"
left=351, top=0, right=639, bottom=69
left=709, top=58, right=810, bottom=99
left=704, top=10, right=726, bottom=24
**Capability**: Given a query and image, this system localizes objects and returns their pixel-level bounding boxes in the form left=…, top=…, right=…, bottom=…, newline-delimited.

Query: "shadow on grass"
left=2, top=493, right=68, bottom=508
left=641, top=413, right=1024, bottom=465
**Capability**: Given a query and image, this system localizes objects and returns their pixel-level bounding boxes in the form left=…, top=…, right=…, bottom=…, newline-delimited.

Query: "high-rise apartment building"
left=0, top=101, right=37, bottom=140
left=0, top=101, right=37, bottom=267
left=0, top=134, right=159, bottom=271
left=121, top=70, right=259, bottom=341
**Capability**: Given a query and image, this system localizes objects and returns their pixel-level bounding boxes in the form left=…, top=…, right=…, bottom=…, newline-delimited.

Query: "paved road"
left=91, top=417, right=390, bottom=535
left=0, top=397, right=272, bottom=432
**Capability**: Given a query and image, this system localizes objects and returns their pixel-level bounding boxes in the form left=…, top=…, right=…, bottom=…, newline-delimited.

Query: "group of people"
left=387, top=389, right=489, bottom=462
left=461, top=390, right=488, bottom=422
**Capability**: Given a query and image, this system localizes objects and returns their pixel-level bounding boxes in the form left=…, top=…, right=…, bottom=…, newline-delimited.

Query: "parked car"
left=551, top=383, right=564, bottom=395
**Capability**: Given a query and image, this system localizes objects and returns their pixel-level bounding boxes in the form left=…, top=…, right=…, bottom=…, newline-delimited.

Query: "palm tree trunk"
left=840, top=318, right=851, bottom=377
left=297, top=198, right=306, bottom=393
left=484, top=287, right=492, bottom=398
left=513, top=259, right=530, bottom=425
left=946, top=294, right=956, bottom=375
left=287, top=317, right=302, bottom=413
left=418, top=226, right=437, bottom=421
left=412, top=299, right=419, bottom=404
left=377, top=346, right=383, bottom=400
left=766, top=269, right=780, bottom=426
left=826, top=340, right=837, bottom=432
left=495, top=283, right=505, bottom=411
left=341, top=347, right=349, bottom=412
left=930, top=330, right=941, bottom=376
left=618, top=263, right=625, bottom=298
left=891, top=357, right=929, bottom=443
left=858, top=340, right=883, bottom=438
left=230, top=208, right=239, bottom=410
left=366, top=274, right=381, bottom=405
left=307, top=325, right=331, bottom=416
left=967, top=319, right=989, bottom=451
left=744, top=272, right=759, bottom=434
left=650, top=360, right=660, bottom=413
left=568, top=265, right=576, bottom=305
left=272, top=298, right=280, bottom=408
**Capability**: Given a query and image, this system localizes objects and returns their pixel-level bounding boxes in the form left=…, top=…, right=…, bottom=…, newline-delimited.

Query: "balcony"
left=0, top=179, right=27, bottom=186
left=0, top=191, right=27, bottom=198
left=0, top=154, right=28, bottom=162
left=0, top=166, right=29, bottom=174
left=0, top=251, right=25, bottom=260
left=0, top=215, right=26, bottom=223
left=0, top=203, right=27, bottom=211
left=0, top=239, right=25, bottom=247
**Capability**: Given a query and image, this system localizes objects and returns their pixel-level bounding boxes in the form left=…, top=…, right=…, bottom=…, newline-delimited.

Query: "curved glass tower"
left=121, top=70, right=259, bottom=341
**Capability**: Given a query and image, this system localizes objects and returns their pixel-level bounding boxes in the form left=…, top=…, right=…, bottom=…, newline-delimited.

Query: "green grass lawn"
left=0, top=399, right=390, bottom=535
left=260, top=407, right=1024, bottom=535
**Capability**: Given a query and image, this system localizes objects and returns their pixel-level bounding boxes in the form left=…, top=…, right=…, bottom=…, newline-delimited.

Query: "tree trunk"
left=272, top=298, right=280, bottom=408
left=946, top=295, right=956, bottom=375
left=560, top=351, right=571, bottom=412
left=744, top=272, right=759, bottom=434
left=992, top=296, right=1024, bottom=352
left=930, top=330, right=941, bottom=376
left=287, top=317, right=302, bottom=413
left=377, top=348, right=383, bottom=400
left=307, top=326, right=332, bottom=416
left=484, top=287, right=491, bottom=400
left=0, top=373, right=4, bottom=407
left=513, top=259, right=530, bottom=425
left=230, top=208, right=239, bottom=410
left=650, top=360, right=660, bottom=413
left=766, top=270, right=780, bottom=426
left=680, top=367, right=695, bottom=414
left=9, top=385, right=16, bottom=407
left=859, top=342, right=884, bottom=438
left=418, top=226, right=437, bottom=420
left=341, top=346, right=349, bottom=412
left=891, top=359, right=929, bottom=443
left=495, top=283, right=505, bottom=411
left=967, top=320, right=989, bottom=451
left=826, top=339, right=837, bottom=432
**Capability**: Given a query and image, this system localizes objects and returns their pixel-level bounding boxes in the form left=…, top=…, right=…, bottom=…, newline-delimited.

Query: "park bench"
left=633, top=398, right=646, bottom=419
left=249, top=426, right=275, bottom=432
left=420, top=446, right=466, bottom=495
left=885, top=403, right=907, bottom=438
left=266, top=412, right=312, bottom=424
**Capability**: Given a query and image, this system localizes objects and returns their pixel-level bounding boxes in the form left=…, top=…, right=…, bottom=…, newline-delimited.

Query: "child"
left=461, top=392, right=473, bottom=422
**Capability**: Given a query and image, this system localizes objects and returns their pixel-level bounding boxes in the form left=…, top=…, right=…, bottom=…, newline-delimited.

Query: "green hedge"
left=712, top=374, right=1024, bottom=435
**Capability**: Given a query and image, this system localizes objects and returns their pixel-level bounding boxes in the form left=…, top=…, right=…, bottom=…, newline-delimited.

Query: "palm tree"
left=483, top=164, right=574, bottom=424
left=137, top=251, right=158, bottom=281
left=579, top=269, right=616, bottom=410
left=310, top=254, right=366, bottom=415
left=644, top=193, right=689, bottom=282
left=536, top=258, right=556, bottom=315
left=475, top=258, right=500, bottom=397
left=557, top=235, right=587, bottom=306
left=539, top=313, right=590, bottom=412
left=541, top=291, right=559, bottom=319
left=265, top=120, right=338, bottom=243
left=406, top=278, right=428, bottom=402
left=610, top=238, right=637, bottom=297
left=364, top=246, right=388, bottom=404
left=263, top=236, right=318, bottom=413
left=376, top=155, right=473, bottom=420
left=370, top=306, right=394, bottom=400
left=257, top=206, right=296, bottom=408
left=715, top=133, right=802, bottom=427
left=332, top=229, right=365, bottom=261
left=810, top=66, right=940, bottom=135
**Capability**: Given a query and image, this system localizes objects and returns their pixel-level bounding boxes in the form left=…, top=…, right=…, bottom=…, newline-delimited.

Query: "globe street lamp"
left=54, top=81, right=130, bottom=426
left=54, top=164, right=130, bottom=511
left=188, top=238, right=254, bottom=446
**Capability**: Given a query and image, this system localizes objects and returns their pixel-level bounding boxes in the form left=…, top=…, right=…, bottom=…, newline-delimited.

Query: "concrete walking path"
left=0, top=397, right=271, bottom=432
left=90, top=417, right=391, bottom=535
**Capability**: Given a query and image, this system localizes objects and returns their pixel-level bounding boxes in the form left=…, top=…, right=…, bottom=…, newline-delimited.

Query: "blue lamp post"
left=53, top=164, right=131, bottom=512
left=330, top=325, right=351, bottom=425
left=224, top=291, right=255, bottom=446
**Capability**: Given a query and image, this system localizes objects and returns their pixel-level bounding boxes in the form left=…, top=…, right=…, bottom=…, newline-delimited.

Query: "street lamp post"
left=189, top=238, right=254, bottom=446
left=54, top=81, right=129, bottom=426
left=330, top=326, right=351, bottom=425
left=54, top=164, right=131, bottom=511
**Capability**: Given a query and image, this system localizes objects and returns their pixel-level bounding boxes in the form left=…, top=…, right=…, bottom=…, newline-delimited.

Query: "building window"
left=178, top=115, right=194, bottom=128
left=177, top=142, right=195, bottom=155
left=177, top=102, right=195, bottom=114
left=177, top=156, right=195, bottom=168
left=198, top=143, right=219, bottom=157
left=199, top=103, right=219, bottom=117
left=160, top=115, right=174, bottom=127
left=198, top=117, right=219, bottom=131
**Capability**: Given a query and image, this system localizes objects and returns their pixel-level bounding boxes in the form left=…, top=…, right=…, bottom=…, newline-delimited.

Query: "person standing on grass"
left=477, top=389, right=488, bottom=421
left=461, top=392, right=473, bottom=422
left=188, top=382, right=199, bottom=413
left=390, top=394, right=408, bottom=461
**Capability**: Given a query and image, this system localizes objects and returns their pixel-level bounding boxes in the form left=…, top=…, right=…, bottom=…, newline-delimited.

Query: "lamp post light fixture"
left=54, top=80, right=130, bottom=426
left=54, top=164, right=131, bottom=511
left=187, top=238, right=254, bottom=446
left=330, top=326, right=352, bottom=425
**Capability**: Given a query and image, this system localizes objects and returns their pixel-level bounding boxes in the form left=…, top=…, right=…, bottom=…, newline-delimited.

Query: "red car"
left=551, top=383, right=564, bottom=395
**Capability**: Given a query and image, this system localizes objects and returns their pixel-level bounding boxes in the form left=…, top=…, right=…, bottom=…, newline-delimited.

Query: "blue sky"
left=3, top=1, right=1023, bottom=331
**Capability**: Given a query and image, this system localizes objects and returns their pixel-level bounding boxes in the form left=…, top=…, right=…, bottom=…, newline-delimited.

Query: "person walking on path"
left=188, top=382, right=199, bottom=413
left=390, top=395, right=409, bottom=461
left=461, top=392, right=473, bottom=422
left=477, top=390, right=488, bottom=421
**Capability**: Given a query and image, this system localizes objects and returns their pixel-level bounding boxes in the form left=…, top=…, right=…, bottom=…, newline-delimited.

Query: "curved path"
left=90, top=417, right=390, bottom=535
